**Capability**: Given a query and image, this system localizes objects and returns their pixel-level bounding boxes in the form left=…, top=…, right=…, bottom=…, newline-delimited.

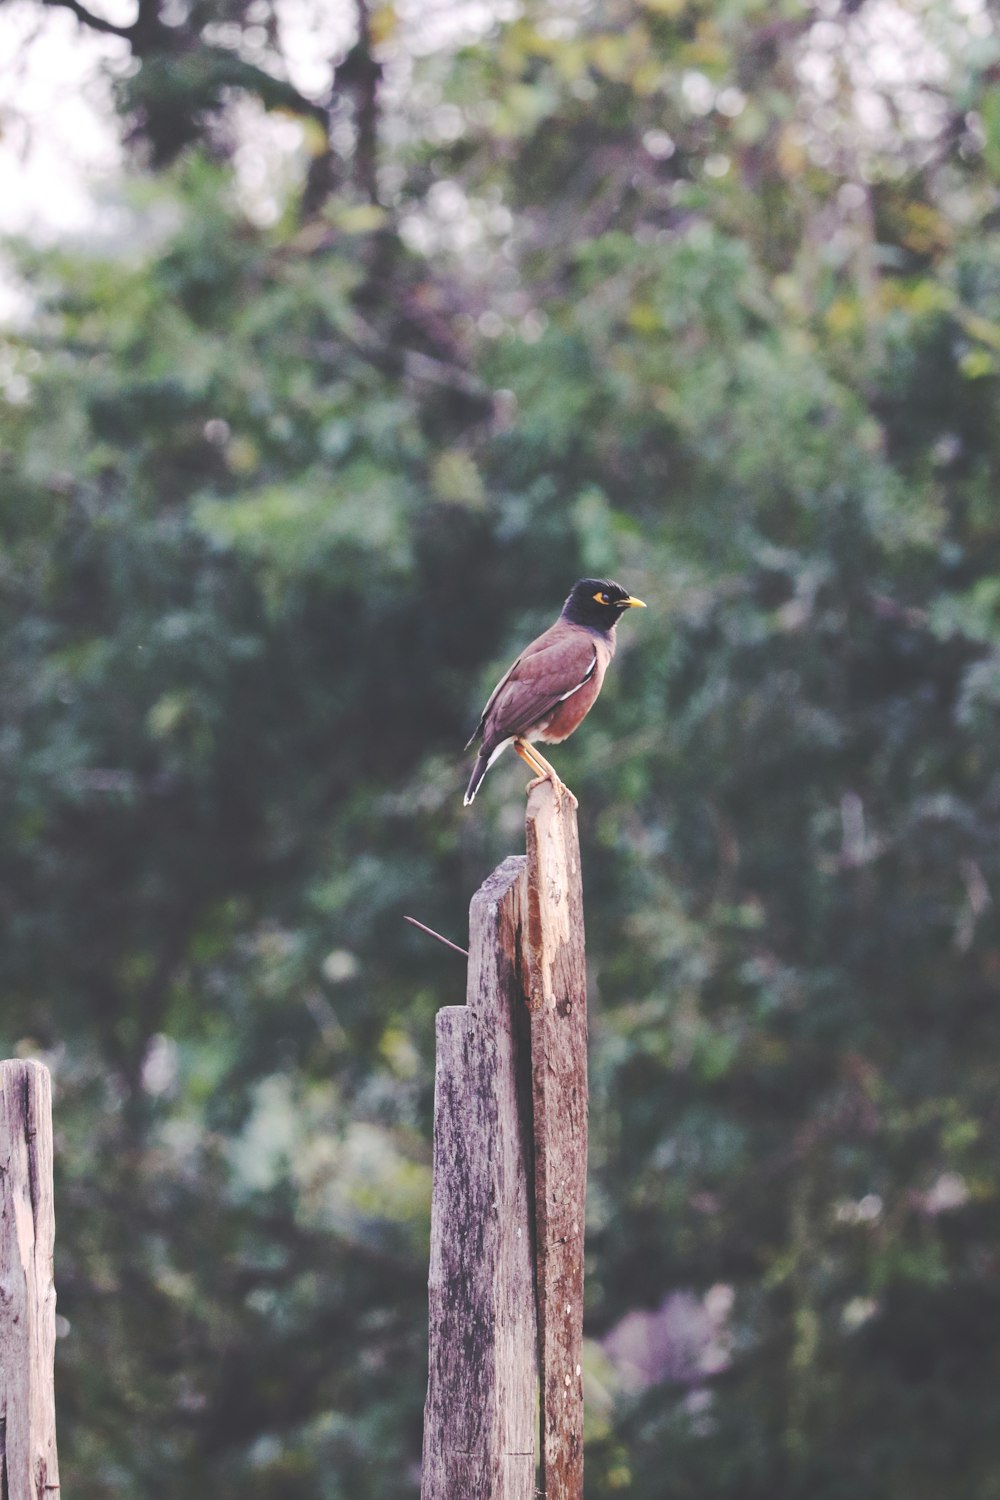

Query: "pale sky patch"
left=0, top=0, right=126, bottom=240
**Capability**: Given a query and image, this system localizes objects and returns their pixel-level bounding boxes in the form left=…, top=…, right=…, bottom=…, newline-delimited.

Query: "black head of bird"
left=561, top=577, right=646, bottom=631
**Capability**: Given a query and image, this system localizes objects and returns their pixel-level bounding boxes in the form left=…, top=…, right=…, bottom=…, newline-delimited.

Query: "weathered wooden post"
left=422, top=780, right=588, bottom=1500
left=0, top=1059, right=60, bottom=1500
left=524, top=784, right=587, bottom=1497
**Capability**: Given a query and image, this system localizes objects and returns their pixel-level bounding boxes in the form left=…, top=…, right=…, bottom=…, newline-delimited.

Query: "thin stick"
left=403, top=915, right=469, bottom=958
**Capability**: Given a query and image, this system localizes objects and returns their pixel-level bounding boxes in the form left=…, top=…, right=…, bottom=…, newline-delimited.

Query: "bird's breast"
left=533, top=645, right=610, bottom=744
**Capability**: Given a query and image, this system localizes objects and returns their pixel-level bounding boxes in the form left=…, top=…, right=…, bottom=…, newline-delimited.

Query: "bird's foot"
left=515, top=738, right=577, bottom=807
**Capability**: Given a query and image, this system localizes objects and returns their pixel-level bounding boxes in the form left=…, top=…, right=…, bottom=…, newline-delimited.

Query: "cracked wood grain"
left=0, top=1061, right=60, bottom=1500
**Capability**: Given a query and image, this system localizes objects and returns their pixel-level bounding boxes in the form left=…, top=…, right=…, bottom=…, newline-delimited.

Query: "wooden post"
left=422, top=781, right=588, bottom=1500
left=524, top=785, right=588, bottom=1500
left=422, top=856, right=538, bottom=1500
left=0, top=1060, right=60, bottom=1500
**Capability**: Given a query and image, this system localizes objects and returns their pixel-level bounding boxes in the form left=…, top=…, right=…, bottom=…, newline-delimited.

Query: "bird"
left=463, top=578, right=646, bottom=806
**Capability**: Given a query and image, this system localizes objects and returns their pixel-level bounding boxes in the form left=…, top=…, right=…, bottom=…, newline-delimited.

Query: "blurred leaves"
left=4, top=0, right=1000, bottom=1496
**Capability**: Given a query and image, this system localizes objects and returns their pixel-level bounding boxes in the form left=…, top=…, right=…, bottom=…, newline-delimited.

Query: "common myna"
left=463, top=578, right=646, bottom=805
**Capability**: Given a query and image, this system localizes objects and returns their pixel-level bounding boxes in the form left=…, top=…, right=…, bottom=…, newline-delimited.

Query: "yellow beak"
left=623, top=596, right=647, bottom=609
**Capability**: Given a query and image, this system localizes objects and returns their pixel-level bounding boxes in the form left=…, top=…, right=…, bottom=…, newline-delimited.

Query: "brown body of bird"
left=463, top=578, right=646, bottom=805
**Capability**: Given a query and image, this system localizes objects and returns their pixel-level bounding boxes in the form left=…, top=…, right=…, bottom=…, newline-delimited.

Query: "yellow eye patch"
left=593, top=590, right=612, bottom=604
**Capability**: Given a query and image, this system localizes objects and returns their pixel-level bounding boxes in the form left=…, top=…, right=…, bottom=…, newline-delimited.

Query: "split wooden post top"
left=422, top=856, right=537, bottom=1500
left=421, top=779, right=588, bottom=1500
left=523, top=782, right=588, bottom=1500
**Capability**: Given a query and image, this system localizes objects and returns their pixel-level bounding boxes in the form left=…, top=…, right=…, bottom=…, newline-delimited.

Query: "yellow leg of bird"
left=513, top=738, right=578, bottom=809
left=513, top=736, right=549, bottom=781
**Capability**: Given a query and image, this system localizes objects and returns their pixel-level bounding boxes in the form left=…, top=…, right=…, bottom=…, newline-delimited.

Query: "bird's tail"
left=463, top=737, right=512, bottom=806
left=463, top=748, right=490, bottom=806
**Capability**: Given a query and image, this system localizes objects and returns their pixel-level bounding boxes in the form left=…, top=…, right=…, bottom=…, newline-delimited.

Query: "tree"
left=2, top=0, right=1000, bottom=1495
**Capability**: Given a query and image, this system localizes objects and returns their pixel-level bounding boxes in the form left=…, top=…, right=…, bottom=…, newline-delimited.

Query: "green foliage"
left=3, top=0, right=1000, bottom=1495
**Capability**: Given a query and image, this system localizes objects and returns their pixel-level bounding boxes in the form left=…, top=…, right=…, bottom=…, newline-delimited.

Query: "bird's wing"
left=480, top=632, right=598, bottom=747
left=465, top=654, right=523, bottom=750
left=464, top=620, right=565, bottom=748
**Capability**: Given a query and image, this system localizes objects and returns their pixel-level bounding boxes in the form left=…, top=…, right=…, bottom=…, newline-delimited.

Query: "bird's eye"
left=594, top=590, right=612, bottom=605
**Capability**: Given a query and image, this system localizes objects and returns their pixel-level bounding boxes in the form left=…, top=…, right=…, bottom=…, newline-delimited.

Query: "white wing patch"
left=555, top=647, right=598, bottom=703
left=484, top=736, right=513, bottom=770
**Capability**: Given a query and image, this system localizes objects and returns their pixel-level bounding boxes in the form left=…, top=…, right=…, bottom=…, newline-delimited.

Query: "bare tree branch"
left=37, top=0, right=132, bottom=37
left=337, top=0, right=382, bottom=205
